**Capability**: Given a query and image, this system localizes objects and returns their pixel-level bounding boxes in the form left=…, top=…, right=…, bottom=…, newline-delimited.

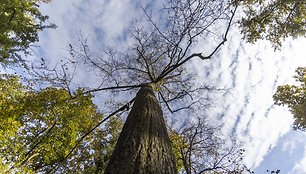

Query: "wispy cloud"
left=191, top=28, right=306, bottom=170
left=290, top=146, right=306, bottom=174
left=254, top=130, right=306, bottom=173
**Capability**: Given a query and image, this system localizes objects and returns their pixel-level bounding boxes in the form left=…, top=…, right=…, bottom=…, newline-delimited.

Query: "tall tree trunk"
left=104, top=84, right=177, bottom=174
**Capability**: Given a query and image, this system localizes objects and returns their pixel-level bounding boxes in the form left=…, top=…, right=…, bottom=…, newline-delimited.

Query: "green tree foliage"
left=239, top=0, right=306, bottom=48
left=0, top=0, right=55, bottom=63
left=273, top=67, right=306, bottom=130
left=0, top=74, right=122, bottom=173
left=91, top=115, right=123, bottom=173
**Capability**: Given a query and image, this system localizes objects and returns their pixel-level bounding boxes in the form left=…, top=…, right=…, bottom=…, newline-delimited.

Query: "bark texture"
left=104, top=84, right=177, bottom=174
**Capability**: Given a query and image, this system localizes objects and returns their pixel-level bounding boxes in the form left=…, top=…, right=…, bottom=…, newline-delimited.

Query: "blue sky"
left=23, top=0, right=306, bottom=173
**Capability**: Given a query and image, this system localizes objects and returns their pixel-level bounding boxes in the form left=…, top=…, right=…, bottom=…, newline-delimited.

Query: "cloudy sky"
left=22, top=0, right=306, bottom=173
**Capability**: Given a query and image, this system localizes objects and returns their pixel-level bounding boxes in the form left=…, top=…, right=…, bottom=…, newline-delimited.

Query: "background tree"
left=0, top=0, right=55, bottom=63
left=239, top=0, right=306, bottom=49
left=273, top=67, right=306, bottom=130
left=169, top=118, right=249, bottom=174
left=0, top=74, right=123, bottom=173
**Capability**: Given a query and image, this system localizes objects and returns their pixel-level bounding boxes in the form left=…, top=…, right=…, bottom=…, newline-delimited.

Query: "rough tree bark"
left=104, top=84, right=177, bottom=174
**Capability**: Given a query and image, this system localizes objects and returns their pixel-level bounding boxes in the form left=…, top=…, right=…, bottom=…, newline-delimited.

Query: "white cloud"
left=290, top=148, right=306, bottom=174
left=253, top=130, right=306, bottom=173
left=191, top=27, right=306, bottom=170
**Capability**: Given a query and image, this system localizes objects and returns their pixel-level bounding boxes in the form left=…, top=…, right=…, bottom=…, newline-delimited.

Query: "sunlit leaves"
left=0, top=74, right=122, bottom=173
left=273, top=67, right=306, bottom=130
left=19, top=89, right=102, bottom=171
left=239, top=0, right=306, bottom=49
left=168, top=130, right=187, bottom=172
left=0, top=74, right=31, bottom=173
left=0, top=0, right=55, bottom=63
left=0, top=74, right=24, bottom=142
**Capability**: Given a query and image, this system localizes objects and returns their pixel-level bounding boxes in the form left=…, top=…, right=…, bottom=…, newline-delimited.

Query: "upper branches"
left=27, top=0, right=238, bottom=116
left=59, top=0, right=238, bottom=114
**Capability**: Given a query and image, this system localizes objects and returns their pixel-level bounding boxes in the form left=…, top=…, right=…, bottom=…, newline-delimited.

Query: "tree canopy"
left=273, top=67, right=306, bottom=130
left=169, top=118, right=249, bottom=174
left=239, top=0, right=306, bottom=49
left=0, top=0, right=55, bottom=63
left=0, top=74, right=122, bottom=173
